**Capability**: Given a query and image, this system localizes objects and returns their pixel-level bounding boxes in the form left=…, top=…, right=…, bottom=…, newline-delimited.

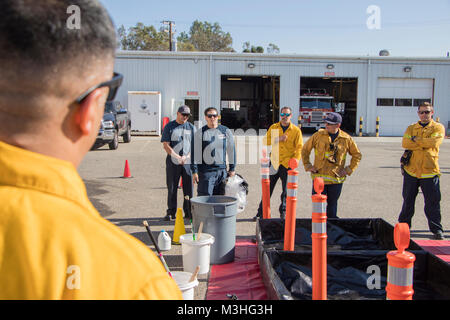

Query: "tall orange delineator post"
left=284, top=158, right=299, bottom=251
left=311, top=177, right=327, bottom=300
left=386, top=223, right=416, bottom=300
left=260, top=149, right=271, bottom=219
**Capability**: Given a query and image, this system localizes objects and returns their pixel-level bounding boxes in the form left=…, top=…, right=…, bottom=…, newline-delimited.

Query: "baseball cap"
left=177, top=105, right=191, bottom=115
left=324, top=112, right=342, bottom=124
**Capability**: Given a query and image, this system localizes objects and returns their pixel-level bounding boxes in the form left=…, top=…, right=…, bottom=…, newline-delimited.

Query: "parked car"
left=92, top=101, right=131, bottom=150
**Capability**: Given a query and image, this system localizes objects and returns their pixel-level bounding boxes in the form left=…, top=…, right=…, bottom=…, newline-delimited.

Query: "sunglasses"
left=75, top=72, right=123, bottom=104
left=206, top=114, right=219, bottom=118
left=418, top=110, right=431, bottom=115
left=328, top=143, right=337, bottom=163
left=329, top=143, right=336, bottom=151
left=181, top=113, right=191, bottom=117
left=280, top=113, right=291, bottom=117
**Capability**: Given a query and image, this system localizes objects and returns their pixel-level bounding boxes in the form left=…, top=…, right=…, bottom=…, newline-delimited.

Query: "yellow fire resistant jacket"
left=402, top=120, right=445, bottom=179
left=302, top=129, right=362, bottom=184
left=0, top=141, right=182, bottom=300
left=263, top=122, right=303, bottom=170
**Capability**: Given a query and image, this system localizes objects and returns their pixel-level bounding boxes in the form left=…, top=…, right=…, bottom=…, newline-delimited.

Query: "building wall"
left=367, top=60, right=450, bottom=135
left=114, top=51, right=450, bottom=136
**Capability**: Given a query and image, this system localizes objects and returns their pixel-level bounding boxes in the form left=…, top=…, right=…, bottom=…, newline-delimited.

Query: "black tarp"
left=265, top=250, right=450, bottom=300
left=256, top=218, right=450, bottom=300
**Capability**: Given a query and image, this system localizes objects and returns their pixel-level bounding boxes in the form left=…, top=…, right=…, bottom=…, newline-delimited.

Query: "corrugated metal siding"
left=371, top=61, right=450, bottom=135
left=114, top=52, right=450, bottom=135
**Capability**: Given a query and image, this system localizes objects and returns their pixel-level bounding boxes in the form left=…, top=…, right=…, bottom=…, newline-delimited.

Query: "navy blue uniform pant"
left=166, top=156, right=193, bottom=218
left=398, top=173, right=442, bottom=233
left=197, top=169, right=228, bottom=196
left=257, top=164, right=288, bottom=218
left=312, top=183, right=343, bottom=219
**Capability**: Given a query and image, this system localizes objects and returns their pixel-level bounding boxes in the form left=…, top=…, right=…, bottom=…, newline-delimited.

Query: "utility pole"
left=162, top=20, right=175, bottom=51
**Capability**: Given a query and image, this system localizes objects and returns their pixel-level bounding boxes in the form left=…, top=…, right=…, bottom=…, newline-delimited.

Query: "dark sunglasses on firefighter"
left=75, top=72, right=123, bottom=104
left=329, top=143, right=336, bottom=151
left=328, top=143, right=337, bottom=163
left=418, top=110, right=431, bottom=115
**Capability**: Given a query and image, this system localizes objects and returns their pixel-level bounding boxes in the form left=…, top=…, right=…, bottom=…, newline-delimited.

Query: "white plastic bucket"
left=179, top=233, right=215, bottom=275
left=172, top=271, right=199, bottom=300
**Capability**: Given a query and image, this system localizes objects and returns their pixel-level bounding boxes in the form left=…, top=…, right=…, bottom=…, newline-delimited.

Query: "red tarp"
left=415, top=239, right=450, bottom=263
left=206, top=239, right=268, bottom=300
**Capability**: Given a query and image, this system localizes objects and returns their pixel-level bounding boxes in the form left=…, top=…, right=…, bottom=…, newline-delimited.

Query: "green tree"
left=118, top=21, right=235, bottom=52
left=118, top=23, right=169, bottom=51
left=176, top=31, right=196, bottom=51
left=267, top=43, right=280, bottom=54
left=188, top=20, right=234, bottom=52
left=242, top=42, right=264, bottom=53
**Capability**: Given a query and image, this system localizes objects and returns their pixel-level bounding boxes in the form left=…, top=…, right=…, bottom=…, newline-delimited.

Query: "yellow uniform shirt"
left=0, top=141, right=182, bottom=300
left=302, top=129, right=362, bottom=184
left=263, top=122, right=303, bottom=170
left=402, top=120, right=445, bottom=179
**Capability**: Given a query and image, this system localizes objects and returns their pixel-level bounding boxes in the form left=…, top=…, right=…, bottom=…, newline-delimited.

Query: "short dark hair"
left=0, top=0, right=116, bottom=77
left=281, top=106, right=292, bottom=113
left=418, top=102, right=433, bottom=110
left=204, top=107, right=218, bottom=116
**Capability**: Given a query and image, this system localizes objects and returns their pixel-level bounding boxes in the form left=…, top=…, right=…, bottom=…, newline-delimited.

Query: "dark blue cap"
left=324, top=112, right=342, bottom=124
left=177, top=105, right=191, bottom=115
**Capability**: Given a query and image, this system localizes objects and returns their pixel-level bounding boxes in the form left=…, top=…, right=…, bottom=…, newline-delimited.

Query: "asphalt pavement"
left=78, top=133, right=450, bottom=300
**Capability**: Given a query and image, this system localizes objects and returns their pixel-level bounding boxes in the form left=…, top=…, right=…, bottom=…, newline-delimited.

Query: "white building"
left=114, top=51, right=450, bottom=136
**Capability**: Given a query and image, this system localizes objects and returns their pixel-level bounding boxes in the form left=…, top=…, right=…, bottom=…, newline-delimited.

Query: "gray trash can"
left=190, top=195, right=238, bottom=265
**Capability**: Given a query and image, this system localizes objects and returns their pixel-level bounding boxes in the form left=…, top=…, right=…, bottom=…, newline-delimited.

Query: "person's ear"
left=74, top=88, right=107, bottom=135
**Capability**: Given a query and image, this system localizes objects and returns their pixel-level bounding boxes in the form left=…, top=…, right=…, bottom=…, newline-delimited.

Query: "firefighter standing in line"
left=398, top=102, right=445, bottom=240
left=254, top=106, right=303, bottom=220
left=161, top=105, right=195, bottom=221
left=302, top=112, right=362, bottom=218
left=191, top=107, right=236, bottom=196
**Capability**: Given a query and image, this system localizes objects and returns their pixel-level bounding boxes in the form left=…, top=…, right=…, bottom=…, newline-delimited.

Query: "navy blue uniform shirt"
left=161, top=120, right=195, bottom=157
left=191, top=125, right=236, bottom=174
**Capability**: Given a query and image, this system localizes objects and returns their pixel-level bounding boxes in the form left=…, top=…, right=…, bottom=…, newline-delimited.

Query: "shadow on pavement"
left=84, top=179, right=115, bottom=217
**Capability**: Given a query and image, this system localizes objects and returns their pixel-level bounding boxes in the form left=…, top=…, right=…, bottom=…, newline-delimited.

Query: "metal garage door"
left=376, top=78, right=433, bottom=136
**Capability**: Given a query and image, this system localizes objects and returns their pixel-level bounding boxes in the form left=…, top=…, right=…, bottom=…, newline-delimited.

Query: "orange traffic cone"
left=123, top=160, right=132, bottom=178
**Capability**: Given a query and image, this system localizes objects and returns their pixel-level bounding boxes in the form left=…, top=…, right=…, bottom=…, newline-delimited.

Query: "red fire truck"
left=298, top=88, right=344, bottom=129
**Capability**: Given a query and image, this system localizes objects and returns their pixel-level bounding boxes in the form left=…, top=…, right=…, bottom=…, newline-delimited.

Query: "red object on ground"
left=123, top=160, right=131, bottom=178
left=415, top=239, right=450, bottom=263
left=206, top=239, right=268, bottom=300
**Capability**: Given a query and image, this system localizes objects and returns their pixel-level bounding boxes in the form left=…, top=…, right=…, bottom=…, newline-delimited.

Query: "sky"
left=100, top=0, right=450, bottom=57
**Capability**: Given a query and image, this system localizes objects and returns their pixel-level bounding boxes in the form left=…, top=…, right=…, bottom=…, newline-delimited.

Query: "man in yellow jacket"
left=302, top=113, right=361, bottom=218
left=399, top=102, right=445, bottom=240
left=254, top=107, right=303, bottom=220
left=0, top=0, right=181, bottom=299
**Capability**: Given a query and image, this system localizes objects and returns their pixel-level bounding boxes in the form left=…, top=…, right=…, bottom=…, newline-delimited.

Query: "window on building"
left=413, top=98, right=432, bottom=107
left=377, top=98, right=394, bottom=106
left=395, top=99, right=413, bottom=107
